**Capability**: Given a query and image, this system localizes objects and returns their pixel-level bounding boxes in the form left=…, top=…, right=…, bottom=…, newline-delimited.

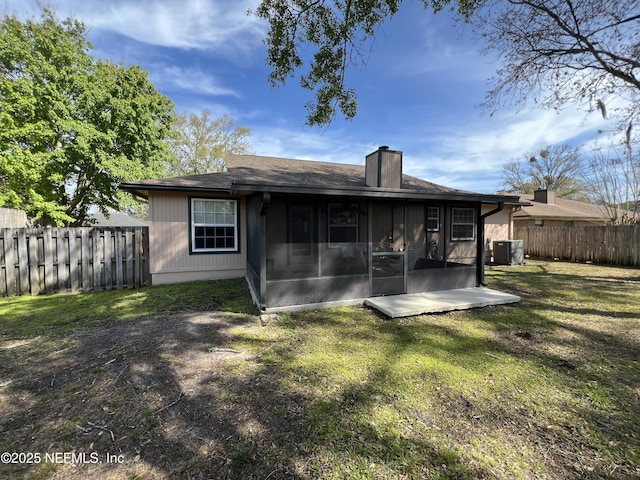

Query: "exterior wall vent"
left=365, top=147, right=402, bottom=189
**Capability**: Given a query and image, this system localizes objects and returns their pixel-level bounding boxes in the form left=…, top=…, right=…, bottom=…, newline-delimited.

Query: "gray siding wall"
left=148, top=192, right=246, bottom=284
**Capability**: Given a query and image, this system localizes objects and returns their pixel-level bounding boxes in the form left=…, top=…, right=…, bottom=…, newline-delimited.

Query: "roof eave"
left=119, top=183, right=232, bottom=198
left=230, top=181, right=520, bottom=203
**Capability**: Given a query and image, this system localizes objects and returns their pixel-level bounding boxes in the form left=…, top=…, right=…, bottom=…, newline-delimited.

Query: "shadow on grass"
left=0, top=278, right=259, bottom=340
left=1, top=263, right=639, bottom=479
left=0, top=302, right=492, bottom=479
left=0, top=310, right=303, bottom=479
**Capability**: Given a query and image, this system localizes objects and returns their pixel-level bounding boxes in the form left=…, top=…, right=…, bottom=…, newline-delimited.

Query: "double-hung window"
left=451, top=207, right=475, bottom=241
left=191, top=198, right=238, bottom=253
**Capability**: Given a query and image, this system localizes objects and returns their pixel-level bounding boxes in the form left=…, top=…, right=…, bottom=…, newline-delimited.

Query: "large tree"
left=0, top=9, right=174, bottom=226
left=166, top=111, right=251, bottom=176
left=254, top=0, right=640, bottom=129
left=501, top=144, right=585, bottom=198
left=583, top=139, right=640, bottom=224
left=253, top=0, right=476, bottom=126
left=473, top=0, right=640, bottom=132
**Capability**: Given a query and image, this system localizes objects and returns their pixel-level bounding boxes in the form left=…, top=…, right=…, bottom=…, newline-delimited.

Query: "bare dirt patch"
left=1, top=261, right=639, bottom=479
left=0, top=312, right=306, bottom=479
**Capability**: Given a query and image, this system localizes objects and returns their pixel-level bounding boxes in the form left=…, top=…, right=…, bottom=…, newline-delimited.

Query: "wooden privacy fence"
left=1, top=227, right=150, bottom=296
left=515, top=225, right=640, bottom=267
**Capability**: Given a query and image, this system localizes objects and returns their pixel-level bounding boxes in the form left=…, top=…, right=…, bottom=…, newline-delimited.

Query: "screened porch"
left=246, top=193, right=481, bottom=309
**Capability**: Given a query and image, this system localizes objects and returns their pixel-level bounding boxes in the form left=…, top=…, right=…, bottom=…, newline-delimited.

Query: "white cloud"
left=250, top=126, right=375, bottom=166
left=94, top=0, right=265, bottom=52
left=153, top=65, right=240, bottom=97
left=6, top=0, right=265, bottom=54
left=402, top=107, right=610, bottom=191
left=245, top=106, right=610, bottom=193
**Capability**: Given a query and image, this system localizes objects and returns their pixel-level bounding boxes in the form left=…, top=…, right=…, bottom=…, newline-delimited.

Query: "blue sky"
left=4, top=0, right=613, bottom=193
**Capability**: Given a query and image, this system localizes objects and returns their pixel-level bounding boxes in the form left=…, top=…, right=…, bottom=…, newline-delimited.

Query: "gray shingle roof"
left=89, top=212, right=148, bottom=227
left=514, top=193, right=606, bottom=220
left=120, top=154, right=519, bottom=203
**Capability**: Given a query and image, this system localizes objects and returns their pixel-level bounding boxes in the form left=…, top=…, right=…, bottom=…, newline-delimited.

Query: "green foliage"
left=166, top=111, right=251, bottom=176
left=253, top=0, right=477, bottom=126
left=0, top=9, right=175, bottom=226
left=255, top=0, right=640, bottom=131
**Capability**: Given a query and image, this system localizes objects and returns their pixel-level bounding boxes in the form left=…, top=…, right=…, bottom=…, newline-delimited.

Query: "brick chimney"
left=533, top=189, right=555, bottom=204
left=365, top=146, right=402, bottom=189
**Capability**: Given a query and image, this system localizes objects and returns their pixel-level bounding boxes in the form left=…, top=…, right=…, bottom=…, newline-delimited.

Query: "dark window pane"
left=331, top=227, right=357, bottom=243
left=195, top=238, right=204, bottom=249
left=195, top=227, right=204, bottom=236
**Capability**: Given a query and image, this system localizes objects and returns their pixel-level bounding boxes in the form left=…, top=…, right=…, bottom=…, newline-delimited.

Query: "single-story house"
left=483, top=202, right=523, bottom=263
left=120, top=148, right=521, bottom=311
left=0, top=207, right=30, bottom=227
left=514, top=190, right=607, bottom=227
left=0, top=207, right=147, bottom=228
left=89, top=211, right=148, bottom=227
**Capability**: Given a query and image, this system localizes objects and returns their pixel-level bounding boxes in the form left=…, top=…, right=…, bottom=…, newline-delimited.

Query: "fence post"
left=0, top=232, right=6, bottom=296
left=134, top=228, right=142, bottom=288
left=92, top=228, right=101, bottom=291
left=104, top=228, right=112, bottom=290
left=2, top=228, right=16, bottom=296
left=68, top=231, right=79, bottom=291
left=43, top=228, right=55, bottom=294
left=115, top=229, right=123, bottom=289
left=17, top=229, right=29, bottom=294
left=81, top=228, right=89, bottom=291
left=28, top=230, right=40, bottom=295
left=56, top=228, right=68, bottom=292
left=125, top=230, right=134, bottom=288
left=142, top=227, right=150, bottom=286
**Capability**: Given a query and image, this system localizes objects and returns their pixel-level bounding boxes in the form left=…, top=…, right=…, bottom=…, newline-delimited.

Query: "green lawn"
left=0, top=277, right=258, bottom=340
left=0, top=260, right=638, bottom=479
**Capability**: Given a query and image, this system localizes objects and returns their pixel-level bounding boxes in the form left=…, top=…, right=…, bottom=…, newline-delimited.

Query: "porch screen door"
left=370, top=202, right=406, bottom=296
left=288, top=204, right=316, bottom=268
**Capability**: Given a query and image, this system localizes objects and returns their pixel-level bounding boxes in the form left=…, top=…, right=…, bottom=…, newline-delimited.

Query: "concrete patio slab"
left=364, top=287, right=521, bottom=318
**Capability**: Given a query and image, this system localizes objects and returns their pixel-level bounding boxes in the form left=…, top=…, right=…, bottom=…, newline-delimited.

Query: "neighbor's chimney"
left=365, top=146, right=403, bottom=189
left=533, top=189, right=555, bottom=204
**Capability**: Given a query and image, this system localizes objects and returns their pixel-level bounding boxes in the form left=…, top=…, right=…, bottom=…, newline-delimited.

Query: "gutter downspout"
left=478, top=202, right=504, bottom=287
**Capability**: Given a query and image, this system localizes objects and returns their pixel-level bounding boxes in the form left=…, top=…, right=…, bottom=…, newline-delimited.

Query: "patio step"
left=364, top=287, right=521, bottom=318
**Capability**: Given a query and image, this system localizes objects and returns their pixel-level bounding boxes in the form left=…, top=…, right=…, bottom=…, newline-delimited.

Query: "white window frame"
left=328, top=203, right=359, bottom=247
left=451, top=207, right=476, bottom=241
left=190, top=198, right=238, bottom=253
left=427, top=206, right=440, bottom=232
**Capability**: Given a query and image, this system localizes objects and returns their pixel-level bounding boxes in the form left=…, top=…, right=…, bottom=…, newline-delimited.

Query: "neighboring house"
left=120, top=148, right=520, bottom=310
left=88, top=211, right=148, bottom=227
left=0, top=207, right=147, bottom=228
left=0, top=207, right=30, bottom=227
left=514, top=190, right=607, bottom=227
left=483, top=203, right=523, bottom=263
